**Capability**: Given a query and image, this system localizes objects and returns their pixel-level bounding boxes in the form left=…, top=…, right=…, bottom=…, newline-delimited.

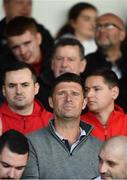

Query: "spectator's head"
left=95, top=13, right=126, bottom=49
left=49, top=73, right=87, bottom=121
left=56, top=2, right=98, bottom=40
left=84, top=68, right=119, bottom=113
left=98, top=136, right=127, bottom=179
left=3, top=0, right=32, bottom=22
left=0, top=129, right=29, bottom=179
left=2, top=61, right=39, bottom=115
left=51, top=38, right=86, bottom=77
left=6, top=16, right=42, bottom=64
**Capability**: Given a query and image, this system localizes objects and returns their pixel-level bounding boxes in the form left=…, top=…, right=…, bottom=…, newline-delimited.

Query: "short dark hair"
left=6, top=16, right=38, bottom=38
left=1, top=61, right=37, bottom=85
left=53, top=38, right=85, bottom=60
left=0, top=129, right=29, bottom=155
left=50, top=72, right=85, bottom=97
left=85, top=68, right=119, bottom=88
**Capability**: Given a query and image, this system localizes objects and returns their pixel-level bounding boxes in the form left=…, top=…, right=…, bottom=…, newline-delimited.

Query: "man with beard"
left=0, top=61, right=52, bottom=135
left=0, top=129, right=29, bottom=179
left=93, top=136, right=127, bottom=180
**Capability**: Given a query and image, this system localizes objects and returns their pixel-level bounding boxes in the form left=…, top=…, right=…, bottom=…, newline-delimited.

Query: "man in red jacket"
left=0, top=61, right=52, bottom=135
left=81, top=68, right=127, bottom=141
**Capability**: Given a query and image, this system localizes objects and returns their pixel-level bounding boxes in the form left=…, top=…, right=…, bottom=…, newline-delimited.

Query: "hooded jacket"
left=81, top=105, right=127, bottom=141
left=0, top=100, right=52, bottom=134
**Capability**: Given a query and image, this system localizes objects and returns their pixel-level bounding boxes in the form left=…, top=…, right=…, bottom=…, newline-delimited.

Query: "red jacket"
left=0, top=100, right=52, bottom=134
left=81, top=105, right=127, bottom=141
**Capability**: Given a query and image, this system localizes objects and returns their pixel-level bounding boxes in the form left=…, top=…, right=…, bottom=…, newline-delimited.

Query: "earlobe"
left=82, top=98, right=87, bottom=110
left=48, top=97, right=53, bottom=108
left=36, top=32, right=42, bottom=45
left=112, top=86, right=119, bottom=100
left=2, top=86, right=5, bottom=97
left=80, top=59, right=87, bottom=73
left=34, top=82, right=40, bottom=95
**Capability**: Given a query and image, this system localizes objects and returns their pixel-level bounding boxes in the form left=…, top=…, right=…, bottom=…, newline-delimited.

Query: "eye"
left=22, top=83, right=29, bottom=87
left=8, top=84, right=15, bottom=88
left=72, top=91, right=80, bottom=96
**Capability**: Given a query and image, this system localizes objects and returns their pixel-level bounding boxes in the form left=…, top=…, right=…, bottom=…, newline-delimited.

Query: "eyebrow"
left=0, top=160, right=26, bottom=168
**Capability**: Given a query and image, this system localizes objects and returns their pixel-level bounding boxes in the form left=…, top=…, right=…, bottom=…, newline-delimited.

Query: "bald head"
left=98, top=13, right=125, bottom=30
left=99, top=136, right=127, bottom=179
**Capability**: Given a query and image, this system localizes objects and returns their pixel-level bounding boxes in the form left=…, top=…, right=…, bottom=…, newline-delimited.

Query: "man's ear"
left=82, top=97, right=87, bottom=110
left=120, top=30, right=126, bottom=41
left=80, top=59, right=87, bottom=73
left=34, top=82, right=40, bottom=95
left=48, top=97, right=53, bottom=108
left=2, top=86, right=5, bottom=97
left=36, top=32, right=42, bottom=45
left=112, top=86, right=119, bottom=100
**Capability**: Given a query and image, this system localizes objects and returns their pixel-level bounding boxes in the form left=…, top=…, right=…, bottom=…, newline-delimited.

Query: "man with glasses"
left=85, top=13, right=127, bottom=80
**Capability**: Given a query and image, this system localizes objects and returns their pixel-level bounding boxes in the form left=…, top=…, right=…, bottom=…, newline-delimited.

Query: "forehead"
left=8, top=30, right=36, bottom=43
left=85, top=75, right=106, bottom=86
left=98, top=15, right=124, bottom=28
left=100, top=146, right=123, bottom=163
left=79, top=8, right=97, bottom=16
left=0, top=146, right=28, bottom=167
left=54, top=82, right=83, bottom=92
left=5, top=68, right=33, bottom=82
left=55, top=45, right=80, bottom=56
left=7, top=0, right=32, bottom=5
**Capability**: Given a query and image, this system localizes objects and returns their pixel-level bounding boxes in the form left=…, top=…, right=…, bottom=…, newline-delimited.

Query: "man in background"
left=0, top=0, right=54, bottom=52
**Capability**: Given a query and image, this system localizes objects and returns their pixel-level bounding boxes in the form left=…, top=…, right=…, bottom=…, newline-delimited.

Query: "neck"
left=9, top=103, right=34, bottom=115
left=54, top=117, right=81, bottom=144
left=92, top=103, right=115, bottom=125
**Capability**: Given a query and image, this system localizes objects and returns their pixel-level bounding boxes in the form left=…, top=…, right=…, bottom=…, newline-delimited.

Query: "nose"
left=99, top=162, right=108, bottom=174
left=61, top=58, right=68, bottom=67
left=16, top=85, right=22, bottom=94
left=86, top=89, right=94, bottom=98
left=65, top=93, right=72, bottom=102
left=19, top=45, right=26, bottom=55
left=8, top=168, right=15, bottom=178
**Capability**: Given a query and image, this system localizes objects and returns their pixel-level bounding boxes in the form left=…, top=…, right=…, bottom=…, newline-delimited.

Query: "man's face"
left=0, top=146, right=28, bottom=179
left=49, top=82, right=86, bottom=120
left=71, top=9, right=97, bottom=39
left=84, top=76, right=118, bottom=113
left=2, top=68, right=39, bottom=113
left=8, top=30, right=41, bottom=64
left=4, top=0, right=32, bottom=21
left=95, top=15, right=125, bottom=48
left=98, top=147, right=127, bottom=179
left=51, top=45, right=86, bottom=77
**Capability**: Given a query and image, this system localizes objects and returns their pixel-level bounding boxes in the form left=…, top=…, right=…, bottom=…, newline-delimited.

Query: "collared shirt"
left=55, top=127, right=86, bottom=153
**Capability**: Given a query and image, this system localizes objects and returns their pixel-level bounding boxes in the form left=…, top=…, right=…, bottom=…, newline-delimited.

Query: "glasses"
left=96, top=23, right=123, bottom=31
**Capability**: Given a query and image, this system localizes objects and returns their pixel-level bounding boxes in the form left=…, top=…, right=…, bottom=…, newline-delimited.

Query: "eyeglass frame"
left=96, top=23, right=123, bottom=31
